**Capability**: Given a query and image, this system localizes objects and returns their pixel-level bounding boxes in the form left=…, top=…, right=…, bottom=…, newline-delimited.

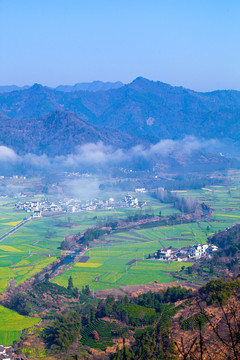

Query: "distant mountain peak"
left=131, top=77, right=167, bottom=84
left=131, top=76, right=150, bottom=84
left=130, top=77, right=188, bottom=92
left=129, top=77, right=172, bottom=93
left=134, top=76, right=149, bottom=82
left=30, top=83, right=44, bottom=91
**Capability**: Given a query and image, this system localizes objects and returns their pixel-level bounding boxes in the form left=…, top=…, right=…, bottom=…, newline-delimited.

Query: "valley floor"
left=0, top=171, right=240, bottom=347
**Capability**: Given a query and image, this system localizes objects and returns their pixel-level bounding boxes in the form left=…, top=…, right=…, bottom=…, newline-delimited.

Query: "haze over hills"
left=0, top=77, right=240, bottom=162
left=1, top=77, right=240, bottom=143
left=55, top=80, right=124, bottom=92
left=0, top=81, right=124, bottom=94
left=0, top=85, right=30, bottom=93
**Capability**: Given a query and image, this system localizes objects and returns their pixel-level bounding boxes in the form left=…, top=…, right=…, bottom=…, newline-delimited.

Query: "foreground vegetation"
left=11, top=277, right=240, bottom=360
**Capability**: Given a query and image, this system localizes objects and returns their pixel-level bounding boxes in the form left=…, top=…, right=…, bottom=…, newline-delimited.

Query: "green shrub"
left=180, top=312, right=208, bottom=330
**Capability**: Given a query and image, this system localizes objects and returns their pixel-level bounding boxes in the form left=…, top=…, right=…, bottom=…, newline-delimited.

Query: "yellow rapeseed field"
left=3, top=221, right=22, bottom=226
left=216, top=214, right=240, bottom=218
left=0, top=245, right=22, bottom=252
left=170, top=190, right=187, bottom=193
left=74, top=262, right=102, bottom=268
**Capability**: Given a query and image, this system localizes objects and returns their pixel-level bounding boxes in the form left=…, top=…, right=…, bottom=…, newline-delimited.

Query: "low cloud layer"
left=0, top=136, right=222, bottom=172
left=0, top=146, right=18, bottom=162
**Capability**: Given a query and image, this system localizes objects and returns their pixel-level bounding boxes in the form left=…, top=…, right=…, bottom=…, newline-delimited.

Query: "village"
left=0, top=344, right=24, bottom=360
left=149, top=243, right=218, bottom=262
left=14, top=194, right=146, bottom=216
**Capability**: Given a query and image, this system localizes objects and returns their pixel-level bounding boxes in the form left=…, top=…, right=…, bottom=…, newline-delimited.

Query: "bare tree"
left=175, top=291, right=240, bottom=360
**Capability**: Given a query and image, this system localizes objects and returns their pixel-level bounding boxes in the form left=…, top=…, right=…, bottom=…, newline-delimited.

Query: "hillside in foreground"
left=10, top=277, right=240, bottom=360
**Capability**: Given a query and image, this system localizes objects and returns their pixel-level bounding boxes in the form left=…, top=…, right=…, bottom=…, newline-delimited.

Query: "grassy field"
left=54, top=241, right=193, bottom=291
left=0, top=182, right=240, bottom=294
left=0, top=177, right=240, bottom=343
left=53, top=174, right=240, bottom=292
left=0, top=305, right=40, bottom=346
left=0, top=193, right=181, bottom=292
left=0, top=199, right=27, bottom=237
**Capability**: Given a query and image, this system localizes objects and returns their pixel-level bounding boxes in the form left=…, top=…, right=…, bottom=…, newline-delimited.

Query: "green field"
left=0, top=305, right=40, bottom=346
left=0, top=176, right=240, bottom=343
left=0, top=194, right=181, bottom=293
left=53, top=175, right=240, bottom=292
left=53, top=241, right=193, bottom=291
left=1, top=183, right=240, bottom=294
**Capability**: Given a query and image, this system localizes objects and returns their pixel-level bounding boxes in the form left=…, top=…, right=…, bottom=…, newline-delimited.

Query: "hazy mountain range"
left=0, top=81, right=124, bottom=94
left=0, top=77, right=240, bottom=157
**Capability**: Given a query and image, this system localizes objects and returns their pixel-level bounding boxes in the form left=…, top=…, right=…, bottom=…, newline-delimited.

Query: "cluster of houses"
left=123, top=194, right=140, bottom=207
left=14, top=194, right=146, bottom=216
left=15, top=198, right=114, bottom=216
left=135, top=188, right=147, bottom=193
left=0, top=345, right=25, bottom=360
left=151, top=243, right=218, bottom=262
left=122, top=194, right=147, bottom=208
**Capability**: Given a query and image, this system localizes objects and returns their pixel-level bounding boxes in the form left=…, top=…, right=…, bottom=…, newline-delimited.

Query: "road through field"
left=0, top=216, right=33, bottom=242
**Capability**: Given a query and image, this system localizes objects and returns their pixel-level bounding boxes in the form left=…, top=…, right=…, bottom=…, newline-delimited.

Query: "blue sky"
left=0, top=0, right=240, bottom=91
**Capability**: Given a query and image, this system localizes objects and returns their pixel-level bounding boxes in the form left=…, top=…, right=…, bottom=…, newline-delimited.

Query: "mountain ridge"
left=0, top=110, right=142, bottom=156
left=0, top=81, right=124, bottom=94
left=1, top=77, right=240, bottom=155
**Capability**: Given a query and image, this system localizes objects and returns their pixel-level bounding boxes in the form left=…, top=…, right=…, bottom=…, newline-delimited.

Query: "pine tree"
left=85, top=285, right=91, bottom=296
left=67, top=276, right=73, bottom=291
left=73, top=287, right=79, bottom=298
